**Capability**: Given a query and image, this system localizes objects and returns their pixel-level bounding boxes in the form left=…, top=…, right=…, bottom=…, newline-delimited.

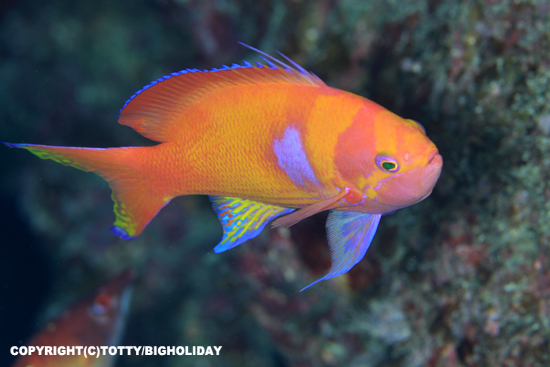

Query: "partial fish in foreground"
left=11, top=270, right=134, bottom=367
left=4, top=43, right=442, bottom=290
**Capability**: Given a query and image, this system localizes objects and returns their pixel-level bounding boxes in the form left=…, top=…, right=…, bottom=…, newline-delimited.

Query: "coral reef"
left=1, top=0, right=548, bottom=366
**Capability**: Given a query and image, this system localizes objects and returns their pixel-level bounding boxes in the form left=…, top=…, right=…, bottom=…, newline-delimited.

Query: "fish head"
left=11, top=270, right=135, bottom=367
left=84, top=270, right=135, bottom=346
left=367, top=112, right=442, bottom=212
left=334, top=107, right=442, bottom=214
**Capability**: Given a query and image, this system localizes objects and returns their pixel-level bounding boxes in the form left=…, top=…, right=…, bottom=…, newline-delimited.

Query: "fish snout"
left=422, top=151, right=443, bottom=190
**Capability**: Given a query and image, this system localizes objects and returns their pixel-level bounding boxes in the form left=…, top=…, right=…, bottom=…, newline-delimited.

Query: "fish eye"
left=376, top=155, right=400, bottom=173
left=91, top=293, right=111, bottom=315
left=410, top=119, right=426, bottom=134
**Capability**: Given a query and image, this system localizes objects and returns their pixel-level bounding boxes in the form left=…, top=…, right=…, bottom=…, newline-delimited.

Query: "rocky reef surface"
left=1, top=1, right=549, bottom=366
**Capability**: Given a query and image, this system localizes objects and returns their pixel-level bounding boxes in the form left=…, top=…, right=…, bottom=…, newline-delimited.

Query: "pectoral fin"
left=272, top=187, right=365, bottom=228
left=210, top=196, right=294, bottom=253
left=301, top=211, right=381, bottom=291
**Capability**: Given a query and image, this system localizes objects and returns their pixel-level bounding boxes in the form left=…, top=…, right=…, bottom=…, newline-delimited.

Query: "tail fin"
left=4, top=143, right=170, bottom=239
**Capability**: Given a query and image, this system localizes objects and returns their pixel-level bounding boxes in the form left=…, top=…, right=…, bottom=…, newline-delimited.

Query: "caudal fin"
left=4, top=143, right=170, bottom=239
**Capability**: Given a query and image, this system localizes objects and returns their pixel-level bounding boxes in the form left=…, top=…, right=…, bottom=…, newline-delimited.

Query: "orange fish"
left=4, top=43, right=442, bottom=289
left=11, top=271, right=134, bottom=367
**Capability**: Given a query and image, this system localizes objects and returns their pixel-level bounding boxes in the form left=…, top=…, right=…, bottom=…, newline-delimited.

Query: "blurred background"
left=1, top=0, right=549, bottom=366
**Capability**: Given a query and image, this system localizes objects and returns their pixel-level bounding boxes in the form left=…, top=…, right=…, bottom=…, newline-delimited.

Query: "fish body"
left=11, top=271, right=134, bottom=367
left=5, top=44, right=442, bottom=289
left=121, top=83, right=433, bottom=208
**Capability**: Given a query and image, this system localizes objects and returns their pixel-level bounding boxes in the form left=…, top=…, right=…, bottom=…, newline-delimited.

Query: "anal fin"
left=210, top=196, right=294, bottom=253
left=301, top=211, right=381, bottom=291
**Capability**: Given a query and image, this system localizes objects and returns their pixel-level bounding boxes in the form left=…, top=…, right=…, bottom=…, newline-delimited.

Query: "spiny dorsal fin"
left=118, top=43, right=325, bottom=142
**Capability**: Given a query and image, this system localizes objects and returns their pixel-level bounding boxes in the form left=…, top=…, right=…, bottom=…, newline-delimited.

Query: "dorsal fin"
left=118, top=43, right=325, bottom=142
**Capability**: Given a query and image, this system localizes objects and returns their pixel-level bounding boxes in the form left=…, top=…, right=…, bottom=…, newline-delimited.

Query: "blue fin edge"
left=3, top=142, right=26, bottom=148
left=300, top=212, right=382, bottom=292
left=213, top=207, right=295, bottom=253
left=118, top=42, right=317, bottom=119
left=110, top=226, right=136, bottom=240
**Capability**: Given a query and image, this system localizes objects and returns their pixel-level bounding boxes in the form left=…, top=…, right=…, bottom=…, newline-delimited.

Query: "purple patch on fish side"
left=273, top=126, right=320, bottom=187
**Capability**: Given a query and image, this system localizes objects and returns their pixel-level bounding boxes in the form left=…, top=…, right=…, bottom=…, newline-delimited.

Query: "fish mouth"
left=362, top=150, right=443, bottom=213
left=427, top=150, right=437, bottom=164
left=422, top=150, right=443, bottom=189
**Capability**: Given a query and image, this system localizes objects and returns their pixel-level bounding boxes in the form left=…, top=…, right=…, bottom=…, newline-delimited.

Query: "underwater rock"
left=1, top=0, right=549, bottom=366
